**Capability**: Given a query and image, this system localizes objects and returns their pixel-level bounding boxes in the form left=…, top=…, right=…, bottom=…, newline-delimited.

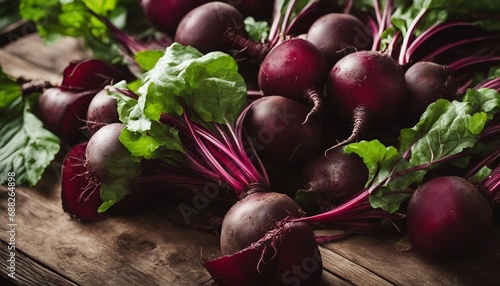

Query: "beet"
left=141, top=0, right=210, bottom=36
left=85, top=123, right=135, bottom=183
left=307, top=13, right=373, bottom=67
left=406, top=176, right=492, bottom=260
left=61, top=142, right=151, bottom=221
left=174, top=1, right=245, bottom=54
left=243, top=95, right=324, bottom=165
left=206, top=221, right=322, bottom=286
left=60, top=59, right=123, bottom=91
left=403, top=61, right=457, bottom=123
left=258, top=38, right=328, bottom=121
left=220, top=191, right=306, bottom=255
left=298, top=147, right=369, bottom=211
left=38, top=87, right=95, bottom=144
left=85, top=88, right=120, bottom=136
left=324, top=50, right=407, bottom=148
left=61, top=142, right=107, bottom=221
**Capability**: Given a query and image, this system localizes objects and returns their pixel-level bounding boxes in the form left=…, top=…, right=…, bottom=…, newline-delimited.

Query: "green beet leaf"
left=345, top=87, right=500, bottom=213
left=129, top=43, right=246, bottom=133
left=19, top=0, right=126, bottom=63
left=0, top=96, right=60, bottom=186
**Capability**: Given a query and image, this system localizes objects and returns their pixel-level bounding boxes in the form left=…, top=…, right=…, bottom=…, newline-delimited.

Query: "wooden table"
left=1, top=33, right=500, bottom=286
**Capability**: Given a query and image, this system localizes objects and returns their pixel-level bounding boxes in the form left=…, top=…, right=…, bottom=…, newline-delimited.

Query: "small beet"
left=307, top=13, right=373, bottom=67
left=403, top=61, right=457, bottom=123
left=243, top=96, right=324, bottom=165
left=85, top=88, right=120, bottom=136
left=298, top=147, right=369, bottom=211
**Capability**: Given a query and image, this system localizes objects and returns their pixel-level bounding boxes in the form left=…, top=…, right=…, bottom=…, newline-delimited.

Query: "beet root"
left=220, top=190, right=306, bottom=255
left=298, top=147, right=369, bottom=212
left=406, top=176, right=492, bottom=260
left=206, top=221, right=322, bottom=286
left=243, top=95, right=324, bottom=165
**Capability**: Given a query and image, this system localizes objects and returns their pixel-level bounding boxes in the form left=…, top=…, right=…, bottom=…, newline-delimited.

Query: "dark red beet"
left=206, top=221, right=322, bottom=286
left=61, top=142, right=150, bottom=221
left=220, top=191, right=305, bottom=255
left=61, top=59, right=123, bottom=91
left=243, top=95, right=324, bottom=165
left=298, top=147, right=369, bottom=211
left=307, top=13, right=373, bottom=67
left=174, top=1, right=245, bottom=54
left=141, top=0, right=209, bottom=36
left=403, top=61, right=457, bottom=123
left=406, top=176, right=492, bottom=260
left=258, top=38, right=328, bottom=121
left=38, top=87, right=96, bottom=144
left=85, top=123, right=133, bottom=183
left=61, top=142, right=106, bottom=221
left=85, top=88, right=120, bottom=136
left=325, top=50, right=407, bottom=148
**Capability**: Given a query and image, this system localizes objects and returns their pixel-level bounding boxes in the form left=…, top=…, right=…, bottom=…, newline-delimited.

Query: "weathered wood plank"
left=0, top=34, right=89, bottom=83
left=320, top=246, right=393, bottom=286
left=318, top=228, right=500, bottom=286
left=0, top=241, right=78, bottom=286
left=0, top=170, right=220, bottom=286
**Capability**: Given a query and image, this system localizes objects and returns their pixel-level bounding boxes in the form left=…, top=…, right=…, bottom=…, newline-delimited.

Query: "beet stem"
left=397, top=7, right=427, bottom=64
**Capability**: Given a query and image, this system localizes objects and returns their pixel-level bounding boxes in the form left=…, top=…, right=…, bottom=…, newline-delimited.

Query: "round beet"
left=404, top=61, right=457, bottom=123
left=299, top=147, right=368, bottom=211
left=326, top=50, right=406, bottom=122
left=174, top=1, right=245, bottom=54
left=243, top=95, right=324, bottom=165
left=324, top=50, right=407, bottom=148
left=406, top=176, right=492, bottom=260
left=258, top=38, right=328, bottom=120
left=220, top=191, right=306, bottom=255
left=207, top=220, right=322, bottom=286
left=141, top=0, right=209, bottom=36
left=85, top=123, right=133, bottom=183
left=307, top=13, right=373, bottom=67
left=85, top=88, right=120, bottom=136
left=61, top=142, right=151, bottom=221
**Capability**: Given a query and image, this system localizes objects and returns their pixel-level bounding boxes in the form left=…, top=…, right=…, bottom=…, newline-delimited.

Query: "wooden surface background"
left=1, top=33, right=499, bottom=286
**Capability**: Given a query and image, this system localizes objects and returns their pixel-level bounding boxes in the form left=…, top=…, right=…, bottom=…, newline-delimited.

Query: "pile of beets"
left=30, top=1, right=500, bottom=285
